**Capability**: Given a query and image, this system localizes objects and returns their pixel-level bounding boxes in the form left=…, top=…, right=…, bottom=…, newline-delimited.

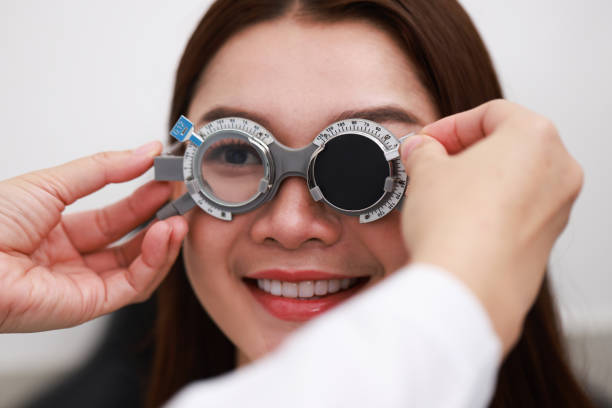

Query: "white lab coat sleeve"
left=166, top=263, right=502, bottom=408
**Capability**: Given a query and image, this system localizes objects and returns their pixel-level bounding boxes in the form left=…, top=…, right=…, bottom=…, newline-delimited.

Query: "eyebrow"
left=332, top=106, right=422, bottom=126
left=199, top=105, right=422, bottom=130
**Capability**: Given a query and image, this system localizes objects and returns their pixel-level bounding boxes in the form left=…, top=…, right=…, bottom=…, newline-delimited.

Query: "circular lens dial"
left=313, top=134, right=389, bottom=211
left=310, top=119, right=407, bottom=222
left=183, top=117, right=274, bottom=220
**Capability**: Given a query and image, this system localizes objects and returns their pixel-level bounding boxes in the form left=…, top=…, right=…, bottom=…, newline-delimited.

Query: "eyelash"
left=205, top=139, right=262, bottom=166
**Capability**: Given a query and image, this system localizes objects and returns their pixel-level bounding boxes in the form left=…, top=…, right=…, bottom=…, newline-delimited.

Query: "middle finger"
left=62, top=181, right=172, bottom=253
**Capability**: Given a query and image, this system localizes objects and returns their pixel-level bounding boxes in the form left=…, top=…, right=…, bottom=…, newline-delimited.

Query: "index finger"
left=28, top=141, right=163, bottom=207
left=421, top=99, right=525, bottom=154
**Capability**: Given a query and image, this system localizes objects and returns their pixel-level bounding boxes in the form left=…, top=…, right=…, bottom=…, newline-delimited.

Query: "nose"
left=249, top=177, right=342, bottom=249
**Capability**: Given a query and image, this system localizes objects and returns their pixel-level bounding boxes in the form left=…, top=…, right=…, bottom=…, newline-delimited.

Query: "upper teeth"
left=257, top=278, right=358, bottom=298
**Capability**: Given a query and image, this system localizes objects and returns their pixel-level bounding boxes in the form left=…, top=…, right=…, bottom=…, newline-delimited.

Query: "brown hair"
left=147, top=1, right=594, bottom=406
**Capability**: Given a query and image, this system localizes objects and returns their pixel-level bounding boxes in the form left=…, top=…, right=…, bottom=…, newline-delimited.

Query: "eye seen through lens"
left=313, top=134, right=389, bottom=211
left=201, top=136, right=265, bottom=204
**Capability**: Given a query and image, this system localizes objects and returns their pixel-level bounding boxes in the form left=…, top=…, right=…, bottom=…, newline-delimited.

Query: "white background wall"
left=0, top=0, right=611, bottom=405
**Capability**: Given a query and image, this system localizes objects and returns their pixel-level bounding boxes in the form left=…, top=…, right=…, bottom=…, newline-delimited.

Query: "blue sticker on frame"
left=170, top=115, right=194, bottom=142
left=189, top=134, right=203, bottom=146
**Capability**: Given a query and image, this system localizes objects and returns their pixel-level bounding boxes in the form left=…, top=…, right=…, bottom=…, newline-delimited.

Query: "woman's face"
left=182, top=17, right=438, bottom=364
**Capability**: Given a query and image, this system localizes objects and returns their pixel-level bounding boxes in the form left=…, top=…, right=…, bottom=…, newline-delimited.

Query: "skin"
left=178, top=17, right=438, bottom=364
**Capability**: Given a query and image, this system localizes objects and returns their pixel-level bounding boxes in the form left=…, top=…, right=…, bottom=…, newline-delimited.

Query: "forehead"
left=188, top=18, right=437, bottom=146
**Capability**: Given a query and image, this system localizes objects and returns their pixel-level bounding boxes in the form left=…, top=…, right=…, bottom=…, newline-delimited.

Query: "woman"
left=147, top=0, right=592, bottom=407
left=0, top=0, right=590, bottom=407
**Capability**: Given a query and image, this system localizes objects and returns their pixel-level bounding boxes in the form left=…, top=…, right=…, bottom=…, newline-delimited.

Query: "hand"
left=399, top=100, right=583, bottom=354
left=0, top=142, right=187, bottom=333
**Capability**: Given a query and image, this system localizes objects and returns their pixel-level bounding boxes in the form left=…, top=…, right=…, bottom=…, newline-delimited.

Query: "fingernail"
left=156, top=220, right=173, bottom=244
left=133, top=141, right=161, bottom=157
left=401, top=135, right=423, bottom=157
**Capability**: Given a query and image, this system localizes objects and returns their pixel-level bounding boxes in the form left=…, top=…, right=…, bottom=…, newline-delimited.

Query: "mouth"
left=243, top=274, right=370, bottom=322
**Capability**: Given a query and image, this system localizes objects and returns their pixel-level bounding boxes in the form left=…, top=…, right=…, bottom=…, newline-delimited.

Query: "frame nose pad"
left=267, top=142, right=318, bottom=176
left=308, top=185, right=324, bottom=202
left=264, top=141, right=319, bottom=200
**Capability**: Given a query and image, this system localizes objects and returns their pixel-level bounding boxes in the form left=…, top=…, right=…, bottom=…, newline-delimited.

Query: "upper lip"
left=247, top=269, right=362, bottom=282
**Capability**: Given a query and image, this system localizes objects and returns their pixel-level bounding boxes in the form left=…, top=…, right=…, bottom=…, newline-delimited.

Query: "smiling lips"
left=245, top=270, right=367, bottom=321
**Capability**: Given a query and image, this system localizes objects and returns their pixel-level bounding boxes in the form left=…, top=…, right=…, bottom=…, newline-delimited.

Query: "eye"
left=205, top=139, right=262, bottom=166
left=200, top=137, right=266, bottom=204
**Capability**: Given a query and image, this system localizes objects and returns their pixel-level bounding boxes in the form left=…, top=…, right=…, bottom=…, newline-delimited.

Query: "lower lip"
left=247, top=281, right=365, bottom=322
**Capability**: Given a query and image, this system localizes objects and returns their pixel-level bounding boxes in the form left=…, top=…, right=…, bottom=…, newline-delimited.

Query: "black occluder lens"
left=314, top=134, right=389, bottom=211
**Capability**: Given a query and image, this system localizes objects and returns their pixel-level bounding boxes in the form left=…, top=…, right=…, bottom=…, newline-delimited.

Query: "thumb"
left=400, top=134, right=447, bottom=173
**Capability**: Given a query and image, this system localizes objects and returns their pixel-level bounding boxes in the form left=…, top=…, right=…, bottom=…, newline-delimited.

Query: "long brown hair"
left=147, top=1, right=594, bottom=406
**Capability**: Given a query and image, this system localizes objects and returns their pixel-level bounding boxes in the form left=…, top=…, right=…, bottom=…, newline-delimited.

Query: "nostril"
left=263, top=237, right=278, bottom=246
left=304, top=237, right=322, bottom=245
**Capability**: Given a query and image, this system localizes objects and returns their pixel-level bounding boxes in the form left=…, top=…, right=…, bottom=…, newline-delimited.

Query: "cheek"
left=349, top=211, right=409, bottom=276
left=182, top=212, right=245, bottom=311
left=184, top=213, right=232, bottom=271
left=181, top=212, right=294, bottom=359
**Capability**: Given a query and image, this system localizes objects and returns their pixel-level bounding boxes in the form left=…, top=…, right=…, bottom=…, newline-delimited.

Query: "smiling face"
left=181, top=16, right=438, bottom=364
